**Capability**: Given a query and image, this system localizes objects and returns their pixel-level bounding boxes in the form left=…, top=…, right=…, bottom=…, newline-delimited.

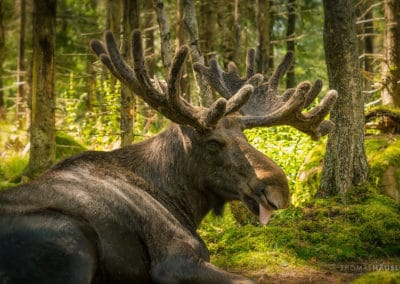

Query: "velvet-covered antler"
left=193, top=50, right=338, bottom=140
left=91, top=30, right=258, bottom=131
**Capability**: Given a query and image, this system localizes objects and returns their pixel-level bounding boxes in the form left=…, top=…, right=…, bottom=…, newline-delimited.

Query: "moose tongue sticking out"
left=259, top=204, right=273, bottom=225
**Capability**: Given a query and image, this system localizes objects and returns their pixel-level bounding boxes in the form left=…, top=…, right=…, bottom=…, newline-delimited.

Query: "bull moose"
left=0, top=30, right=337, bottom=283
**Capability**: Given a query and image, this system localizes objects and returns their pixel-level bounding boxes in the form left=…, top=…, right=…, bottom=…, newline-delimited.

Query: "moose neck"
left=115, top=124, right=220, bottom=232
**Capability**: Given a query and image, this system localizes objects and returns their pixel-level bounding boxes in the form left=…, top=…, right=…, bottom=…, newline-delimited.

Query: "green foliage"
left=245, top=126, right=320, bottom=189
left=353, top=271, right=400, bottom=284
left=0, top=155, right=28, bottom=189
left=55, top=132, right=87, bottom=160
left=59, top=74, right=121, bottom=148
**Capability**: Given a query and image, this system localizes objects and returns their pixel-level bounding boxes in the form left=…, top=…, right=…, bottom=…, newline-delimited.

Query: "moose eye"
left=206, top=139, right=225, bottom=152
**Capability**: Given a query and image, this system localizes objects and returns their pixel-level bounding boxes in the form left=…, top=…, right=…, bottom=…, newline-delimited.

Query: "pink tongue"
left=259, top=204, right=273, bottom=225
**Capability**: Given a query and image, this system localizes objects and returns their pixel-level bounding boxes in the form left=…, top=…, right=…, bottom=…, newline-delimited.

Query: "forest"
left=0, top=0, right=399, bottom=283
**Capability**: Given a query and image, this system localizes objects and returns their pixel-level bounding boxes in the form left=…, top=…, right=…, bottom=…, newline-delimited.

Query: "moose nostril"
left=267, top=199, right=279, bottom=210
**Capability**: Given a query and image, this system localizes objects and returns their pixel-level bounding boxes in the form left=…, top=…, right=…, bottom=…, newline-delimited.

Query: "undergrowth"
left=199, top=190, right=400, bottom=269
left=198, top=134, right=400, bottom=277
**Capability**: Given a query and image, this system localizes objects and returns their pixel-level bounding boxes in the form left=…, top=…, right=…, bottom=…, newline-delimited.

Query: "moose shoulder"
left=0, top=30, right=337, bottom=283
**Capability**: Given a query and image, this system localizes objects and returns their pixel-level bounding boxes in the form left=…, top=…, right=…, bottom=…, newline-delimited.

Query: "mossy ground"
left=199, top=135, right=400, bottom=283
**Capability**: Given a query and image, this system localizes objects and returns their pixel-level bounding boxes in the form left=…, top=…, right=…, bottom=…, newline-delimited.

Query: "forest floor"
left=233, top=259, right=400, bottom=283
left=245, top=265, right=358, bottom=283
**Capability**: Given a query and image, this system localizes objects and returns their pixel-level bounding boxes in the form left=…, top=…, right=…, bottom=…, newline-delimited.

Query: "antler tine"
left=92, top=30, right=256, bottom=131
left=245, top=48, right=256, bottom=79
left=268, top=51, right=294, bottom=92
left=193, top=48, right=262, bottom=100
left=241, top=86, right=338, bottom=140
left=194, top=49, right=338, bottom=139
left=131, top=30, right=208, bottom=130
left=91, top=39, right=125, bottom=84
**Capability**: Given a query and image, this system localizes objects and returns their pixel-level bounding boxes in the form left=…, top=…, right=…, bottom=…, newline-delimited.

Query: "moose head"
left=91, top=30, right=337, bottom=226
left=0, top=30, right=337, bottom=283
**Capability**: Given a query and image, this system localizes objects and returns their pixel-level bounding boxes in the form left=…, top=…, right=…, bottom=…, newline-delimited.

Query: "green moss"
left=292, top=143, right=326, bottom=206
left=366, top=136, right=400, bottom=193
left=294, top=136, right=400, bottom=206
left=199, top=190, right=400, bottom=271
left=352, top=271, right=400, bottom=284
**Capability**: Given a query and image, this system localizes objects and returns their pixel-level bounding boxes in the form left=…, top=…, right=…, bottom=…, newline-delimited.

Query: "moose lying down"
left=0, top=30, right=337, bottom=283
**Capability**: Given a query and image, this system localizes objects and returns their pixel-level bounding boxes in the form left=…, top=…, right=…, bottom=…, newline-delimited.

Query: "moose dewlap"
left=0, top=30, right=337, bottom=283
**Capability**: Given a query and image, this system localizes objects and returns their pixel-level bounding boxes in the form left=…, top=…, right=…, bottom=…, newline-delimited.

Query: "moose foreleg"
left=151, top=255, right=255, bottom=284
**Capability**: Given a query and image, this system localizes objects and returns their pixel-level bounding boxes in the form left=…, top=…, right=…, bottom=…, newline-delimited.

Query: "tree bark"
left=178, top=0, right=212, bottom=106
left=255, top=0, right=271, bottom=74
left=106, top=0, right=122, bottom=94
left=319, top=0, right=368, bottom=197
left=120, top=0, right=139, bottom=146
left=176, top=0, right=190, bottom=102
left=26, top=0, right=57, bottom=178
left=381, top=0, right=400, bottom=107
left=153, top=0, right=172, bottom=71
left=16, top=0, right=27, bottom=124
left=143, top=0, right=156, bottom=77
left=199, top=0, right=217, bottom=63
left=217, top=0, right=239, bottom=68
left=286, top=0, right=296, bottom=88
left=0, top=0, right=5, bottom=119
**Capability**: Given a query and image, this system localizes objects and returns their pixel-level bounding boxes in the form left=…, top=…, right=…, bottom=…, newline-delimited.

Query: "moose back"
left=0, top=30, right=337, bottom=283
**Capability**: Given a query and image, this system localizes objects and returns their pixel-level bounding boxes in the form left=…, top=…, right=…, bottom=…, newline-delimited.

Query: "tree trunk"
left=319, top=0, right=368, bottom=197
left=176, top=0, right=190, bottom=102
left=26, top=0, right=57, bottom=178
left=381, top=0, right=400, bottom=107
left=178, top=0, right=212, bottom=106
left=16, top=0, right=26, bottom=124
left=106, top=0, right=122, bottom=94
left=153, top=0, right=172, bottom=71
left=143, top=0, right=156, bottom=77
left=199, top=0, right=217, bottom=63
left=355, top=2, right=375, bottom=93
left=120, top=0, right=139, bottom=146
left=255, top=0, right=270, bottom=74
left=0, top=0, right=5, bottom=119
left=286, top=0, right=296, bottom=88
left=217, top=0, right=239, bottom=68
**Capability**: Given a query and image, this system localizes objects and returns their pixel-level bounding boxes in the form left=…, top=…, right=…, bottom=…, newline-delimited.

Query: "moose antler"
left=90, top=30, right=259, bottom=132
left=193, top=50, right=338, bottom=140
